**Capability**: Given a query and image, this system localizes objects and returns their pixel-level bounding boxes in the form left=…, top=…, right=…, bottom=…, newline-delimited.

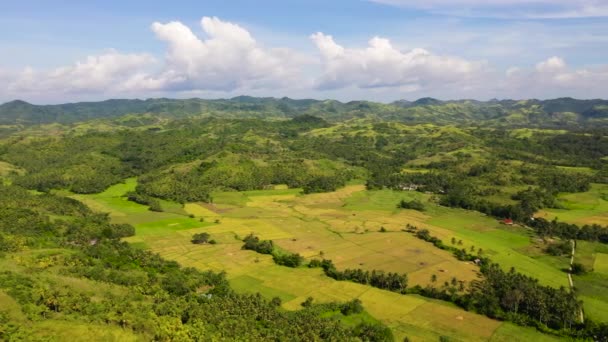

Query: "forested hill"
left=2, top=96, right=608, bottom=127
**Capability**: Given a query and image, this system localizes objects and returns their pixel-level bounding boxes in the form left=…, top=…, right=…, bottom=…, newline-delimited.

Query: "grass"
left=343, top=189, right=428, bottom=212
left=490, top=323, right=564, bottom=341
left=537, top=184, right=608, bottom=226
left=580, top=295, right=608, bottom=323
left=594, top=253, right=608, bottom=275
left=573, top=272, right=608, bottom=322
left=425, top=207, right=569, bottom=288
left=571, top=241, right=608, bottom=322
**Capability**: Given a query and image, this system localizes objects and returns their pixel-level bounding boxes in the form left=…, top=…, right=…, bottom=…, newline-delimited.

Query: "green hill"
left=2, top=96, right=608, bottom=127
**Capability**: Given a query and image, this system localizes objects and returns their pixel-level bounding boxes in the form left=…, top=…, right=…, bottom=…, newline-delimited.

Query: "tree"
left=398, top=199, right=425, bottom=211
left=301, top=297, right=314, bottom=308
left=270, top=297, right=282, bottom=307
left=191, top=233, right=211, bottom=244
left=571, top=262, right=587, bottom=275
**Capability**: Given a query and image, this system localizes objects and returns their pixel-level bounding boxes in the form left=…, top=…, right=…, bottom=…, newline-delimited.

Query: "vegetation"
left=309, top=259, right=408, bottom=293
left=397, top=199, right=425, bottom=211
left=2, top=95, right=608, bottom=340
left=191, top=232, right=212, bottom=244
left=0, top=184, right=393, bottom=341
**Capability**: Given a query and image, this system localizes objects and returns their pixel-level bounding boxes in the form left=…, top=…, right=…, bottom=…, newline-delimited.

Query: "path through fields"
left=569, top=240, right=585, bottom=323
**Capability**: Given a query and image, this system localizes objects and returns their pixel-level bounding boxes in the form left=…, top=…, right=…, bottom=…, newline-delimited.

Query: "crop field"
left=537, top=184, right=608, bottom=226
left=595, top=253, right=608, bottom=275
left=72, top=180, right=574, bottom=340
left=571, top=242, right=608, bottom=322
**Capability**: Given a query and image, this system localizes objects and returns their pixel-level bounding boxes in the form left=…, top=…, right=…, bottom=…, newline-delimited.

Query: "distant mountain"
left=1, top=96, right=608, bottom=128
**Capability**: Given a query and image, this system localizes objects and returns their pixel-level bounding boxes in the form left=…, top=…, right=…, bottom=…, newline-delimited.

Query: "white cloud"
left=1, top=17, right=309, bottom=100
left=369, top=0, right=608, bottom=18
left=535, top=56, right=566, bottom=73
left=502, top=56, right=608, bottom=98
left=2, top=16, right=608, bottom=103
left=130, top=16, right=308, bottom=92
left=7, top=51, right=155, bottom=95
left=311, top=32, right=488, bottom=92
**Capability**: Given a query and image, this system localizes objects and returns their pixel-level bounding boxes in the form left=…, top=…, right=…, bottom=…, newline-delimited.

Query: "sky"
left=1, top=0, right=608, bottom=104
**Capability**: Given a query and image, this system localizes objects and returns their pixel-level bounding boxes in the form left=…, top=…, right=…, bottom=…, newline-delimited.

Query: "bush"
left=545, top=241, right=571, bottom=256
left=571, top=262, right=587, bottom=275
left=242, top=234, right=274, bottom=254
left=273, top=253, right=303, bottom=268
left=191, top=233, right=211, bottom=244
left=301, top=297, right=313, bottom=308
left=340, top=299, right=364, bottom=315
left=397, top=199, right=425, bottom=211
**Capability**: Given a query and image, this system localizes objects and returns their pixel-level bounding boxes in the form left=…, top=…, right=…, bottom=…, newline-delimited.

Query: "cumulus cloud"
left=311, top=32, right=488, bottom=92
left=129, top=16, right=307, bottom=92
left=2, top=15, right=608, bottom=102
left=1, top=17, right=308, bottom=100
left=7, top=51, right=156, bottom=96
left=369, top=0, right=608, bottom=18
left=535, top=56, right=566, bottom=73
left=502, top=56, right=608, bottom=98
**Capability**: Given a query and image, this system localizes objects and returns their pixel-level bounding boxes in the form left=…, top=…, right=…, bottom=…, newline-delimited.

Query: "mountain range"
left=1, top=96, right=608, bottom=127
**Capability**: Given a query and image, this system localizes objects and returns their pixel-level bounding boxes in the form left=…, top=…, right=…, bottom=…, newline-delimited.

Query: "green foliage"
left=125, top=191, right=163, bottom=212
left=242, top=234, right=274, bottom=254
left=0, top=184, right=394, bottom=341
left=3, top=96, right=608, bottom=340
left=191, top=232, right=211, bottom=244
left=571, top=262, right=587, bottom=275
left=302, top=174, right=347, bottom=194
left=397, top=199, right=425, bottom=211
left=272, top=253, right=304, bottom=268
left=4, top=97, right=608, bottom=127
left=340, top=299, right=364, bottom=316
left=545, top=241, right=571, bottom=256
left=310, top=259, right=408, bottom=293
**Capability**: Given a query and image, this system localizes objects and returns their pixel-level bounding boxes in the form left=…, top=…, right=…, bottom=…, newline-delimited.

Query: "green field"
left=572, top=242, right=608, bottom=322
left=595, top=253, right=608, bottom=274
left=538, top=184, right=608, bottom=226
left=71, top=180, right=570, bottom=340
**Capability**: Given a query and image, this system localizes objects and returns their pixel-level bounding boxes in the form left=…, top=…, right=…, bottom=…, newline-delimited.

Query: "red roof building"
left=503, top=218, right=514, bottom=225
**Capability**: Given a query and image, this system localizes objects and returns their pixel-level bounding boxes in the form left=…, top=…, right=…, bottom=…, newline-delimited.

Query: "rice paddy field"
left=75, top=180, right=570, bottom=341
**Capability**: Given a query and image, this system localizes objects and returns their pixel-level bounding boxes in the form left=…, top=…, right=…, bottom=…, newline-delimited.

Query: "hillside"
left=1, top=102, right=608, bottom=341
left=2, top=97, right=608, bottom=127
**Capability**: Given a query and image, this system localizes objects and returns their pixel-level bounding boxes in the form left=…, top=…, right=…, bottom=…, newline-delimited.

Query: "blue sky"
left=1, top=0, right=608, bottom=103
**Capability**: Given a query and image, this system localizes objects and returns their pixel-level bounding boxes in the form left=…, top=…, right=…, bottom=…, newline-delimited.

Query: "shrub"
left=191, top=233, right=210, bottom=244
